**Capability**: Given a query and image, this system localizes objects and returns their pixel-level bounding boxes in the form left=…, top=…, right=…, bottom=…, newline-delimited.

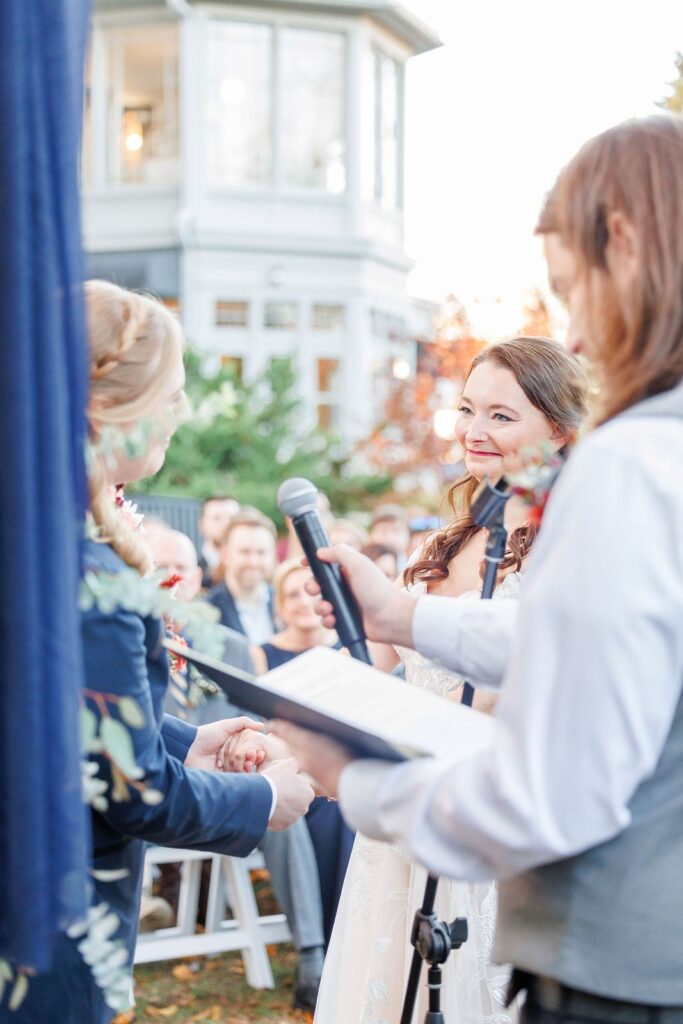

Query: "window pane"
left=379, top=55, right=399, bottom=209
left=207, top=21, right=272, bottom=187
left=106, top=23, right=179, bottom=186
left=216, top=301, right=249, bottom=327
left=317, top=403, right=339, bottom=430
left=281, top=29, right=346, bottom=192
left=264, top=302, right=297, bottom=329
left=312, top=304, right=345, bottom=330
left=317, top=358, right=340, bottom=393
left=371, top=309, right=405, bottom=341
left=361, top=49, right=377, bottom=202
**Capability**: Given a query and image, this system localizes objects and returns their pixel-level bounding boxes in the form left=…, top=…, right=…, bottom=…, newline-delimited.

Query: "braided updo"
left=85, top=280, right=184, bottom=574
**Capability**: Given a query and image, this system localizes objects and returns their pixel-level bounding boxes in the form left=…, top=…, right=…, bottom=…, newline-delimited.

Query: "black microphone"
left=277, top=478, right=372, bottom=664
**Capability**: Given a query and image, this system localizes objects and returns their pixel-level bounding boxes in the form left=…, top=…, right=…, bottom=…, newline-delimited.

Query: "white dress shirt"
left=340, top=408, right=683, bottom=881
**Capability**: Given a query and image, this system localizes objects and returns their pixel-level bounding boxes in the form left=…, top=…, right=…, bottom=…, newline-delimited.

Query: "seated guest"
left=248, top=560, right=355, bottom=947
left=368, top=504, right=410, bottom=569
left=360, top=543, right=398, bottom=581
left=407, top=514, right=442, bottom=560
left=146, top=526, right=327, bottom=1011
left=197, top=495, right=240, bottom=589
left=206, top=509, right=277, bottom=642
left=327, top=517, right=367, bottom=551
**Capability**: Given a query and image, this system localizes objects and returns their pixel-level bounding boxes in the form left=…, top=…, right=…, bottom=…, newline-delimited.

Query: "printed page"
left=264, top=646, right=493, bottom=760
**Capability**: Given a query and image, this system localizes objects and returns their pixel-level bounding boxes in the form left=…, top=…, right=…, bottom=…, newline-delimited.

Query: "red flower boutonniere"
left=508, top=447, right=565, bottom=528
left=160, top=573, right=183, bottom=590
left=166, top=631, right=188, bottom=674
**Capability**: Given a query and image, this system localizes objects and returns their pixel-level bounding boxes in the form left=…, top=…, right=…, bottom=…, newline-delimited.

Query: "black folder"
left=165, top=639, right=408, bottom=763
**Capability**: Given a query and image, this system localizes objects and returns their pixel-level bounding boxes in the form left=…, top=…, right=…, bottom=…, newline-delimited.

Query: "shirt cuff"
left=338, top=759, right=400, bottom=839
left=263, top=773, right=278, bottom=821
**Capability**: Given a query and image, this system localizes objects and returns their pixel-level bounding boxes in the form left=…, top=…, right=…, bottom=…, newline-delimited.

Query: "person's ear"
left=548, top=423, right=569, bottom=452
left=605, top=210, right=639, bottom=290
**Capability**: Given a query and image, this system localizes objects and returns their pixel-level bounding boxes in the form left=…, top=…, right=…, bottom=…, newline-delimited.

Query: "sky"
left=402, top=0, right=682, bottom=336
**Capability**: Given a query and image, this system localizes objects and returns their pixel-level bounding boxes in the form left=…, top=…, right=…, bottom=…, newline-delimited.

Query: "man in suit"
left=206, top=509, right=277, bottom=643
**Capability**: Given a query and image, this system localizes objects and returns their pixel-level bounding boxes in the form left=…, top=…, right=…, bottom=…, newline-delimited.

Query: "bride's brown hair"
left=405, top=336, right=587, bottom=586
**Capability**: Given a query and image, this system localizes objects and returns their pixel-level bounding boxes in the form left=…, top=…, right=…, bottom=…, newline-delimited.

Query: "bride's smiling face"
left=455, top=360, right=562, bottom=481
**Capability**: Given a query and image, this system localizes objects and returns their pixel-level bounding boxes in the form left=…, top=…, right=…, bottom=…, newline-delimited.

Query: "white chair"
left=135, top=846, right=292, bottom=988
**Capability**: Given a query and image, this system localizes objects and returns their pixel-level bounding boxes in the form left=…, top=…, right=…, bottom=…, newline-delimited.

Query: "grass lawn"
left=115, top=945, right=312, bottom=1024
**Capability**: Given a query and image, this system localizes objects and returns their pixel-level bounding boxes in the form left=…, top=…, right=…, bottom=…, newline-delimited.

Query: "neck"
left=281, top=624, right=331, bottom=649
left=503, top=494, right=531, bottom=533
left=226, top=573, right=264, bottom=605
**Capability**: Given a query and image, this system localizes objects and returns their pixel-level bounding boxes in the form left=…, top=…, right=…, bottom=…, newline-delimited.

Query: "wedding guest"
left=368, top=503, right=411, bottom=568
left=360, top=542, right=398, bottom=581
left=274, top=115, right=683, bottom=1024
left=15, top=281, right=313, bottom=1024
left=241, top=560, right=354, bottom=947
left=197, top=495, right=240, bottom=588
left=145, top=526, right=327, bottom=1012
left=328, top=517, right=368, bottom=550
left=206, top=509, right=277, bottom=642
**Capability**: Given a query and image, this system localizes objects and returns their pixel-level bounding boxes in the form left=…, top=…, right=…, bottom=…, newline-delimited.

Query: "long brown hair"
left=405, top=337, right=587, bottom=586
left=536, top=114, right=683, bottom=421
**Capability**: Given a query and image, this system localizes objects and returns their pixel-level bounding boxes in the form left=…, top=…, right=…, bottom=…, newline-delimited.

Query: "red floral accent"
left=167, top=631, right=188, bottom=673
left=160, top=573, right=183, bottom=590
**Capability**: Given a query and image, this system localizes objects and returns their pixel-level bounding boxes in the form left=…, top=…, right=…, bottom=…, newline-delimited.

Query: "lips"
left=467, top=449, right=501, bottom=457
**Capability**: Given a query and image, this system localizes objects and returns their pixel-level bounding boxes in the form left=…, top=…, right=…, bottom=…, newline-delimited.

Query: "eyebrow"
left=460, top=395, right=519, bottom=417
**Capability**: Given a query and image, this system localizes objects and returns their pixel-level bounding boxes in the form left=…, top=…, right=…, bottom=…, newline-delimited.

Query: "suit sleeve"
left=161, top=713, right=197, bottom=761
left=83, top=605, right=271, bottom=856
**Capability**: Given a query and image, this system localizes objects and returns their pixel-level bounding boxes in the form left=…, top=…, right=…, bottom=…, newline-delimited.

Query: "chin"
left=466, top=459, right=503, bottom=481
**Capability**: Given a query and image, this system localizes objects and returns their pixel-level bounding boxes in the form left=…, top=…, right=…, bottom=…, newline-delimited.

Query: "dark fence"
left=129, top=493, right=202, bottom=551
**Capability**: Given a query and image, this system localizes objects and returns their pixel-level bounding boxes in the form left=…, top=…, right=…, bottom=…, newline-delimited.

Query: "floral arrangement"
left=507, top=444, right=565, bottom=526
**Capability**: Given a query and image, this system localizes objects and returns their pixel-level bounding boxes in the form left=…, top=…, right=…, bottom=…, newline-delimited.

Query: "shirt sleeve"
left=412, top=597, right=517, bottom=688
left=340, top=437, right=683, bottom=880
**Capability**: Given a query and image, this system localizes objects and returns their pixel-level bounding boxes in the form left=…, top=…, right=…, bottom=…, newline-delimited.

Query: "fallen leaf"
left=146, top=1005, right=178, bottom=1018
left=171, top=964, right=194, bottom=982
left=112, top=1012, right=136, bottom=1024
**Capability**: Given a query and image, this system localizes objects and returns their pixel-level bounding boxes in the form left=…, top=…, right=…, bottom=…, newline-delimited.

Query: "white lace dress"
left=314, top=573, right=522, bottom=1024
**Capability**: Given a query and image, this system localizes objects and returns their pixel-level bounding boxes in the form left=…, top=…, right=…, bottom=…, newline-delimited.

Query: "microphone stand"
left=400, top=478, right=510, bottom=1024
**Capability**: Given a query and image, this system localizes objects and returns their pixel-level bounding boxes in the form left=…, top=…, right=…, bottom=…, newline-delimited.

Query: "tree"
left=658, top=51, right=683, bottom=113
left=136, top=350, right=392, bottom=525
left=518, top=288, right=555, bottom=339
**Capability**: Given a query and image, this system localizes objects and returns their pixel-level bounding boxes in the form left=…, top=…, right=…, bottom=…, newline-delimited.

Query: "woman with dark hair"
left=311, top=336, right=587, bottom=1023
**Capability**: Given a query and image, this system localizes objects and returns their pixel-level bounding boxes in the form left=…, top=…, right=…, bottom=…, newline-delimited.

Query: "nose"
left=465, top=415, right=490, bottom=442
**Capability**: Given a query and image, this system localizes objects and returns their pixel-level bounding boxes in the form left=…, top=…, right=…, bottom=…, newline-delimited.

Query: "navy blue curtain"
left=0, top=0, right=92, bottom=971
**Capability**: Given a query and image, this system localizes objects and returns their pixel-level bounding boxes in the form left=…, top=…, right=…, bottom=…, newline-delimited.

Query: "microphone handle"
left=291, top=510, right=372, bottom=665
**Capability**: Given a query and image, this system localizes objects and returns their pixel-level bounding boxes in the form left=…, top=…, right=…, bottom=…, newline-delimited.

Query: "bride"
left=312, top=336, right=587, bottom=1024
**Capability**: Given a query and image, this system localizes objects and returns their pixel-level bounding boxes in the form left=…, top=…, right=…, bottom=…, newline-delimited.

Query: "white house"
left=82, top=0, right=440, bottom=440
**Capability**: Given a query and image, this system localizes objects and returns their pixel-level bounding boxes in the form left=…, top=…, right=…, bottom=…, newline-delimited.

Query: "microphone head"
left=277, top=478, right=319, bottom=518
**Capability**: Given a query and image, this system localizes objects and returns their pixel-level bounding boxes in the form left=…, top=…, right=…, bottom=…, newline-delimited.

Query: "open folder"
left=165, top=641, right=494, bottom=763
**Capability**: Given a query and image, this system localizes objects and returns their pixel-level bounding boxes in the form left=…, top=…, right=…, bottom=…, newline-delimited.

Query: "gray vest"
left=493, top=380, right=683, bottom=1003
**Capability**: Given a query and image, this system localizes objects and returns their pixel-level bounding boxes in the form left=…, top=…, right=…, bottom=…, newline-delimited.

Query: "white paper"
left=263, top=646, right=494, bottom=760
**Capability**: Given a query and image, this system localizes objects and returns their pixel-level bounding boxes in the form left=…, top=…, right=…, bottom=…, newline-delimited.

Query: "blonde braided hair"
left=85, top=280, right=184, bottom=574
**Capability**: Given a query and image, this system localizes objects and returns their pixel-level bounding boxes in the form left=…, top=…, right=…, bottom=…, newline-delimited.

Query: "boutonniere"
left=113, top=485, right=145, bottom=532
left=508, top=445, right=565, bottom=527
